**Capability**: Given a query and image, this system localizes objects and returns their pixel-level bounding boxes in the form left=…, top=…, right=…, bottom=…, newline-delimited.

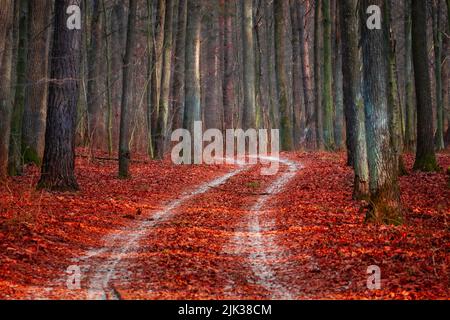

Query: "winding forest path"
left=3, top=152, right=449, bottom=300
left=34, top=156, right=302, bottom=300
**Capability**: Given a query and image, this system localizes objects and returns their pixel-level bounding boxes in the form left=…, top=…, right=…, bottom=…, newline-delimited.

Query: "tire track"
left=225, top=157, right=300, bottom=299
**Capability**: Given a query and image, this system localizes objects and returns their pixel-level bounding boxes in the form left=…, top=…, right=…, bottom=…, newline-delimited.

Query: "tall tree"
left=204, top=2, right=223, bottom=130
left=274, top=0, right=293, bottom=149
left=385, top=0, right=406, bottom=175
left=86, top=0, right=104, bottom=150
left=404, top=0, right=415, bottom=151
left=155, top=0, right=174, bottom=159
left=340, top=0, right=369, bottom=199
left=222, top=0, right=235, bottom=129
left=171, top=0, right=187, bottom=131
left=321, top=0, right=335, bottom=150
left=0, top=0, right=15, bottom=179
left=332, top=0, right=344, bottom=150
left=411, top=0, right=439, bottom=171
left=22, top=0, right=52, bottom=165
left=314, top=0, right=324, bottom=149
left=432, top=0, right=445, bottom=150
left=183, top=0, right=202, bottom=132
left=8, top=0, right=28, bottom=176
left=361, top=0, right=402, bottom=224
left=38, top=0, right=82, bottom=190
left=297, top=0, right=315, bottom=149
left=241, top=0, right=256, bottom=130
left=118, top=0, right=137, bottom=178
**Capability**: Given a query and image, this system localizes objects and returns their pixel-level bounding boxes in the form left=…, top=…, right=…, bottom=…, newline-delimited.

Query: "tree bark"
left=0, top=0, right=15, bottom=179
left=155, top=0, right=174, bottom=159
left=21, top=0, right=52, bottom=165
left=298, top=0, right=315, bottom=150
left=314, top=0, right=324, bottom=149
left=404, top=0, right=415, bottom=152
left=340, top=0, right=369, bottom=199
left=241, top=0, right=256, bottom=130
left=86, top=0, right=104, bottom=150
left=274, top=0, right=293, bottom=150
left=361, top=0, right=402, bottom=224
left=38, top=0, right=82, bottom=191
left=183, top=0, right=202, bottom=132
left=9, top=0, right=28, bottom=176
left=411, top=0, right=439, bottom=171
left=432, top=0, right=445, bottom=151
left=321, top=0, right=335, bottom=150
left=118, top=0, right=137, bottom=178
left=171, top=0, right=187, bottom=131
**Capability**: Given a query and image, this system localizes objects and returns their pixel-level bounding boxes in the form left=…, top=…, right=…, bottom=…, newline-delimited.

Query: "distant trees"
left=0, top=0, right=448, bottom=223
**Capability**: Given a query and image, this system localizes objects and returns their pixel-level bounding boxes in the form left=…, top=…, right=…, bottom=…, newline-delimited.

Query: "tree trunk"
left=274, top=0, right=293, bottom=149
left=0, top=0, right=15, bottom=179
left=38, top=0, right=82, bottom=191
left=9, top=0, right=28, bottom=176
left=433, top=0, right=445, bottom=151
left=340, top=0, right=369, bottom=199
left=118, top=0, right=137, bottom=178
left=241, top=0, right=256, bottom=130
left=171, top=0, right=187, bottom=131
left=21, top=0, right=52, bottom=165
left=361, top=0, right=402, bottom=224
left=411, top=0, right=439, bottom=171
left=155, top=0, right=174, bottom=159
left=332, top=0, right=344, bottom=150
left=321, top=0, right=335, bottom=150
left=183, top=0, right=202, bottom=132
left=314, top=0, right=324, bottom=149
left=385, top=0, right=406, bottom=175
left=404, top=0, right=415, bottom=152
left=223, top=0, right=235, bottom=129
left=87, top=0, right=104, bottom=150
left=204, top=2, right=222, bottom=130
left=298, top=0, right=315, bottom=150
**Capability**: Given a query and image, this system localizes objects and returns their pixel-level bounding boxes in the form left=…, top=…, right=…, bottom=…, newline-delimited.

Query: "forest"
left=0, top=0, right=449, bottom=300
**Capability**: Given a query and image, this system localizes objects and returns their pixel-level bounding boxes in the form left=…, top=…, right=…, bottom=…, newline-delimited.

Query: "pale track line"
left=227, top=156, right=300, bottom=300
left=83, top=166, right=248, bottom=300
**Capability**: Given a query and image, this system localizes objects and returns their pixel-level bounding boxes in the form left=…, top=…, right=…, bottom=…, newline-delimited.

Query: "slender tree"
left=411, top=0, right=439, bottom=171
left=183, top=0, right=202, bottom=132
left=340, top=0, right=369, bottom=199
left=432, top=0, right=445, bottom=150
left=22, top=0, right=52, bottom=165
left=223, top=0, right=236, bottom=130
left=86, top=0, right=104, bottom=150
left=241, top=0, right=256, bottom=130
left=298, top=0, right=315, bottom=149
left=274, top=0, right=293, bottom=149
left=118, top=0, right=137, bottom=178
left=361, top=0, right=402, bottom=224
left=9, top=0, right=28, bottom=176
left=155, top=0, right=174, bottom=159
left=321, top=0, right=335, bottom=150
left=314, top=0, right=324, bottom=149
left=0, top=0, right=15, bottom=179
left=404, top=0, right=415, bottom=152
left=171, top=0, right=187, bottom=131
left=38, top=0, right=82, bottom=190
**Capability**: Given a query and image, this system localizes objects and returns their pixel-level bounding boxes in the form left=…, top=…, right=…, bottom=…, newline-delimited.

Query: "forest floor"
left=0, top=149, right=449, bottom=300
